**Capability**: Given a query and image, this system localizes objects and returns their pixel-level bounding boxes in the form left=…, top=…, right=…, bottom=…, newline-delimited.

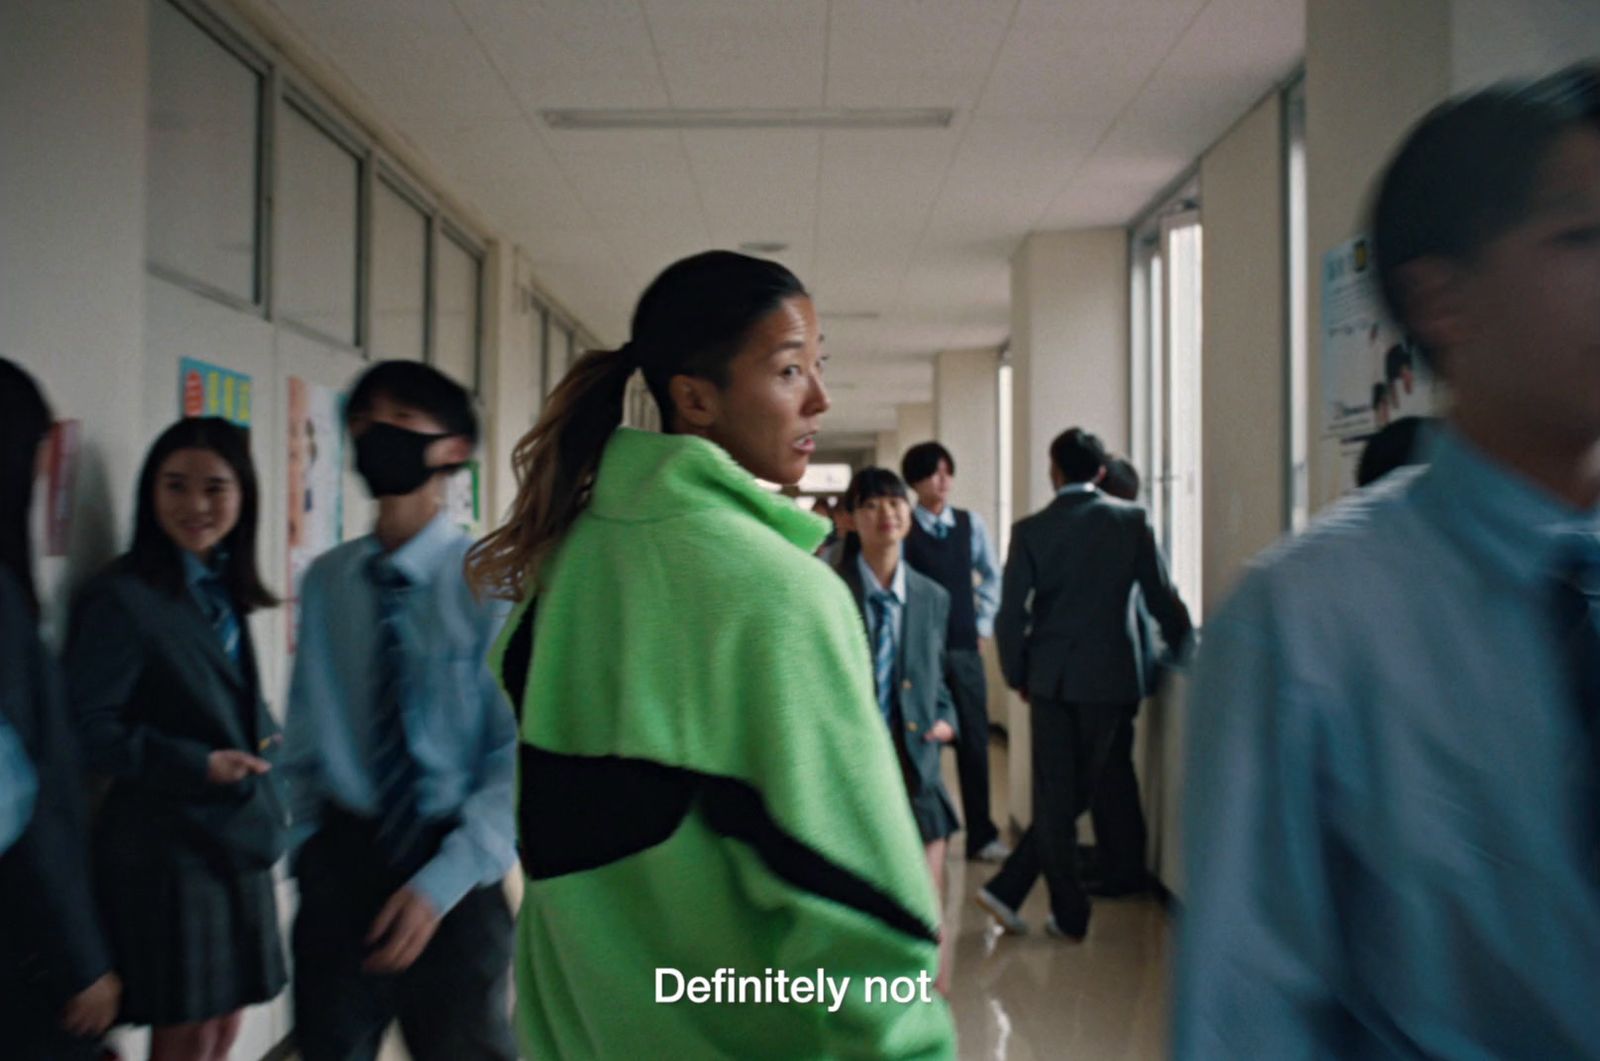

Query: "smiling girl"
left=67, top=417, right=285, bottom=1061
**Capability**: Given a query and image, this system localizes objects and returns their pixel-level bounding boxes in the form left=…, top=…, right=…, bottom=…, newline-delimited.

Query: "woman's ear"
left=668, top=374, right=720, bottom=432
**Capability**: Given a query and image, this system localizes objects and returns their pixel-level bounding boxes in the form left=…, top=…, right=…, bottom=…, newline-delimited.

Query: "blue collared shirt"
left=284, top=509, right=516, bottom=915
left=0, top=716, right=35, bottom=855
left=1174, top=428, right=1600, bottom=1058
left=912, top=504, right=999, bottom=638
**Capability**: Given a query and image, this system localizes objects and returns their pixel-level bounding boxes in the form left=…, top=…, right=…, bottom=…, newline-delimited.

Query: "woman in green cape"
left=468, top=251, right=956, bottom=1060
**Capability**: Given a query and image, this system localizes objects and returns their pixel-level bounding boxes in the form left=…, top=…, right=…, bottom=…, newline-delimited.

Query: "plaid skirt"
left=908, top=781, right=961, bottom=845
left=95, top=819, right=286, bottom=1026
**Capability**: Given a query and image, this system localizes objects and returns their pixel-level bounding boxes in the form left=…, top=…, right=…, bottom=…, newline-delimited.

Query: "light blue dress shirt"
left=911, top=504, right=1000, bottom=638
left=0, top=716, right=35, bottom=855
left=1175, top=428, right=1600, bottom=1058
left=285, top=509, right=517, bottom=915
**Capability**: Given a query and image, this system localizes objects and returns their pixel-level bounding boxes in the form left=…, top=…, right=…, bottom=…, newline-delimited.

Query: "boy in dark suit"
left=980, top=428, right=1192, bottom=940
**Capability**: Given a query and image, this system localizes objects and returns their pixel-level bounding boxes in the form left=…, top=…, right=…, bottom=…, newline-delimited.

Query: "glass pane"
left=277, top=102, right=360, bottom=344
left=1166, top=220, right=1204, bottom=611
left=371, top=179, right=428, bottom=360
left=147, top=0, right=261, bottom=301
left=435, top=233, right=480, bottom=389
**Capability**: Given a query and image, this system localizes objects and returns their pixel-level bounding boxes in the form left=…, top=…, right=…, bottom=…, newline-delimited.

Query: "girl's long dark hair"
left=129, top=417, right=277, bottom=613
left=835, top=466, right=910, bottom=573
left=468, top=250, right=808, bottom=600
left=0, top=359, right=54, bottom=617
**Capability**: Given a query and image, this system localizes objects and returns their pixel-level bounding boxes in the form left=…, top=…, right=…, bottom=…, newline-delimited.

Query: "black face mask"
left=354, top=422, right=453, bottom=498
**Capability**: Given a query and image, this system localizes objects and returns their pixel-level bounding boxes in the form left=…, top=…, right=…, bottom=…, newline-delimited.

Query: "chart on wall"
left=1319, top=234, right=1438, bottom=494
left=448, top=460, right=482, bottom=536
left=286, top=376, right=344, bottom=652
left=178, top=357, right=253, bottom=428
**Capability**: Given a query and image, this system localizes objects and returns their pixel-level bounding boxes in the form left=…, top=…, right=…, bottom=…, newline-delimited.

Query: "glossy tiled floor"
left=939, top=744, right=1171, bottom=1060
left=335, top=742, right=1173, bottom=1061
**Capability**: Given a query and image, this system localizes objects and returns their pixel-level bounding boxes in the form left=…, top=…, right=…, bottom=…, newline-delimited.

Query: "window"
left=997, top=361, right=1013, bottom=560
left=1285, top=77, right=1310, bottom=531
left=277, top=99, right=361, bottom=345
left=371, top=176, right=429, bottom=361
left=146, top=0, right=263, bottom=304
left=1132, top=190, right=1204, bottom=610
left=433, top=230, right=481, bottom=390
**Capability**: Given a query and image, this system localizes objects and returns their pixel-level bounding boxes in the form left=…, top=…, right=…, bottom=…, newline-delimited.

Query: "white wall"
left=1304, top=0, right=1451, bottom=512
left=1199, top=92, right=1287, bottom=619
left=0, top=0, right=150, bottom=640
left=1452, top=0, right=1600, bottom=90
left=895, top=401, right=935, bottom=464
left=932, top=347, right=1000, bottom=539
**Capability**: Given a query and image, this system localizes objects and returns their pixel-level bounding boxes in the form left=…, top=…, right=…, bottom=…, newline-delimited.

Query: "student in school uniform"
left=283, top=360, right=518, bottom=1061
left=0, top=359, right=120, bottom=1060
left=67, top=416, right=286, bottom=1061
left=835, top=466, right=962, bottom=994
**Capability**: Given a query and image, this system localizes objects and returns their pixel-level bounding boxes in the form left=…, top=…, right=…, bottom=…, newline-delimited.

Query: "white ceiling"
left=255, top=0, right=1303, bottom=440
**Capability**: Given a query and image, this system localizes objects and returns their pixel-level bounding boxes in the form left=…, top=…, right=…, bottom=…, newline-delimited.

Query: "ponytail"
left=466, top=345, right=634, bottom=600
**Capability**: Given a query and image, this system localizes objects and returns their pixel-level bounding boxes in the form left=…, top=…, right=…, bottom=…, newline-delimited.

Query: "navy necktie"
left=870, top=589, right=898, bottom=724
left=931, top=519, right=949, bottom=541
left=368, top=556, right=426, bottom=874
left=197, top=572, right=241, bottom=667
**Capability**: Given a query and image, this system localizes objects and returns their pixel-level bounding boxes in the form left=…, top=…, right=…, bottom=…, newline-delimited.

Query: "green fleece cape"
left=490, top=429, right=956, bottom=1060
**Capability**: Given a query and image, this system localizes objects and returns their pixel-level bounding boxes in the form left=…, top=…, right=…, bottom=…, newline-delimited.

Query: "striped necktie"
left=368, top=555, right=427, bottom=875
left=931, top=518, right=949, bottom=541
left=870, top=588, right=898, bottom=724
left=197, top=571, right=241, bottom=666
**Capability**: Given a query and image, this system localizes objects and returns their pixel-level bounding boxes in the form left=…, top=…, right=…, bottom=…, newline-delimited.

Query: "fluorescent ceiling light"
left=542, top=107, right=954, bottom=131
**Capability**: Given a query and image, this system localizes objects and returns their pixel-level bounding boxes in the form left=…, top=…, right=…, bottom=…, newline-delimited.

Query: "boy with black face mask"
left=283, top=361, right=517, bottom=1061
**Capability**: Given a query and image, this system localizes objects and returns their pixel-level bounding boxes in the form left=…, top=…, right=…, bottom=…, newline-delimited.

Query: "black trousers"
left=985, top=698, right=1132, bottom=935
left=292, top=813, right=516, bottom=1061
left=1088, top=715, right=1149, bottom=888
left=946, top=648, right=1000, bottom=856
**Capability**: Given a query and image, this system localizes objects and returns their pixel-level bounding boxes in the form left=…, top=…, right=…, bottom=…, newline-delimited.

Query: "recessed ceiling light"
left=541, top=107, right=954, bottom=131
left=738, top=241, right=789, bottom=254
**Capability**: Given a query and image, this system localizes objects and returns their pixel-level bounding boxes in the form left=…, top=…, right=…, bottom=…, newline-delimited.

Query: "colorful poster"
left=1320, top=235, right=1438, bottom=492
left=44, top=420, right=80, bottom=557
left=287, top=377, right=344, bottom=652
left=179, top=357, right=253, bottom=427
left=447, top=460, right=482, bottom=535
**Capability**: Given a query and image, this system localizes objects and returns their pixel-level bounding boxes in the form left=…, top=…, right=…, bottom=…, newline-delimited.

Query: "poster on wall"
left=286, top=377, right=344, bottom=652
left=447, top=460, right=482, bottom=536
left=179, top=357, right=253, bottom=428
left=44, top=420, right=80, bottom=557
left=1319, top=234, right=1438, bottom=492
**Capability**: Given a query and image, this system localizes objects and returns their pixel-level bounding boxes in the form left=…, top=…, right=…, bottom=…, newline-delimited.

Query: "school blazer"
left=840, top=561, right=960, bottom=796
left=995, top=491, right=1193, bottom=704
left=65, top=562, right=286, bottom=872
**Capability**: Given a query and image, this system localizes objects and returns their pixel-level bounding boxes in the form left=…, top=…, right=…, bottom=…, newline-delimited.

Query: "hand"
left=924, top=720, right=957, bottom=744
left=206, top=749, right=271, bottom=784
left=61, top=972, right=120, bottom=1037
left=364, top=886, right=440, bottom=974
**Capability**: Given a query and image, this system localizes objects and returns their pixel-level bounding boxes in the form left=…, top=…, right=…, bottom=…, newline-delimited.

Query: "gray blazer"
left=66, top=563, right=287, bottom=871
left=839, top=560, right=960, bottom=796
left=995, top=490, right=1193, bottom=704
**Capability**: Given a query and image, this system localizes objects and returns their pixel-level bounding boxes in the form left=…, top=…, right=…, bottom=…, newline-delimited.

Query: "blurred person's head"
left=1102, top=456, right=1141, bottom=503
left=1384, top=342, right=1416, bottom=395
left=469, top=251, right=827, bottom=598
left=345, top=360, right=477, bottom=500
left=131, top=417, right=276, bottom=612
left=841, top=467, right=912, bottom=563
left=1357, top=416, right=1438, bottom=488
left=1049, top=428, right=1108, bottom=490
left=1372, top=69, right=1600, bottom=481
left=901, top=442, right=955, bottom=512
left=0, top=359, right=53, bottom=617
